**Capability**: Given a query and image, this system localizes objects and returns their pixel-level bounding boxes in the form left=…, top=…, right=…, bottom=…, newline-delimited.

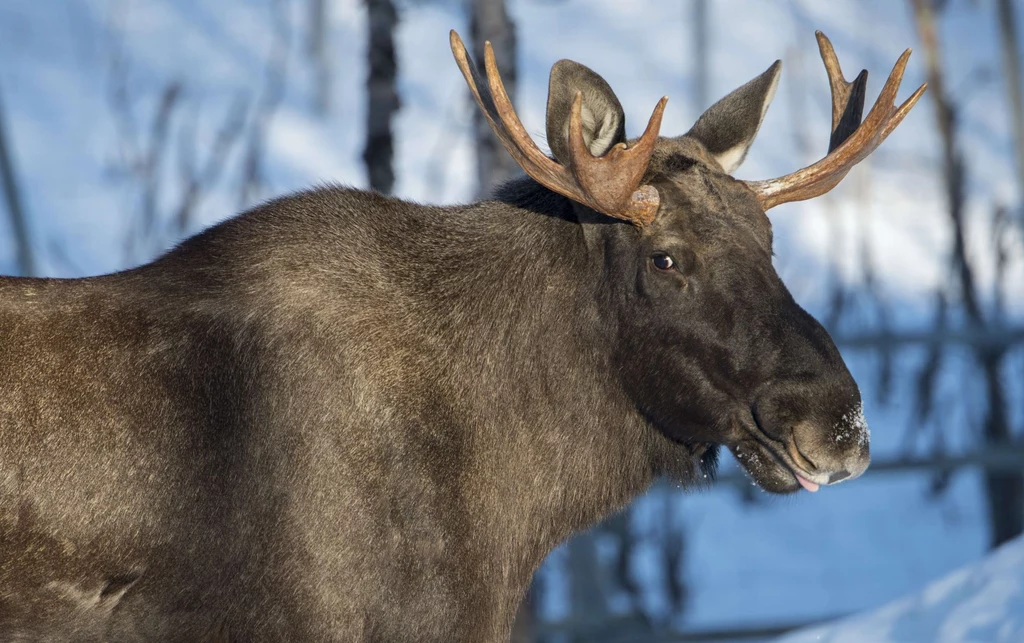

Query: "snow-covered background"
left=1, top=0, right=1022, bottom=638
left=779, top=534, right=1024, bottom=642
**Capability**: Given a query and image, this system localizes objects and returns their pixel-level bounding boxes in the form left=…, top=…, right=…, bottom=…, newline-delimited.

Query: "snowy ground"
left=778, top=534, right=1024, bottom=642
left=1, top=0, right=1021, bottom=634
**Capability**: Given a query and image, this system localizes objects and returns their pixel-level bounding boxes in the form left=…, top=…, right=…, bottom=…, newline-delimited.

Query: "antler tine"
left=815, top=31, right=868, bottom=152
left=450, top=30, right=667, bottom=226
left=567, top=91, right=669, bottom=226
left=449, top=31, right=572, bottom=198
left=881, top=76, right=928, bottom=140
left=745, top=34, right=927, bottom=211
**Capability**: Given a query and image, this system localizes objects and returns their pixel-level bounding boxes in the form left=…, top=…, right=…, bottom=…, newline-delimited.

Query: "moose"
left=0, top=28, right=923, bottom=642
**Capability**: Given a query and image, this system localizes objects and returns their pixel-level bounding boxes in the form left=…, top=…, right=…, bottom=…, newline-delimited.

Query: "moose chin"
left=0, top=28, right=922, bottom=643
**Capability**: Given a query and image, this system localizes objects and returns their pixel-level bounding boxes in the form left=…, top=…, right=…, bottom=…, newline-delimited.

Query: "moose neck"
left=147, top=186, right=684, bottom=626
left=439, top=184, right=669, bottom=611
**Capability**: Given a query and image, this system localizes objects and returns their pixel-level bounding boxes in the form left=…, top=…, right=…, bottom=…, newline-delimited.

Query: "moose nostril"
left=787, top=438, right=819, bottom=473
left=828, top=470, right=851, bottom=484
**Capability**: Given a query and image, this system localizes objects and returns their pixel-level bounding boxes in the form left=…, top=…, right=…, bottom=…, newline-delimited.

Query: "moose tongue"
left=796, top=474, right=820, bottom=493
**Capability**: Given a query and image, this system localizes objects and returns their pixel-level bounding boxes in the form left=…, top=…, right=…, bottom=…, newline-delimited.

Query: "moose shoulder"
left=0, top=30, right=923, bottom=642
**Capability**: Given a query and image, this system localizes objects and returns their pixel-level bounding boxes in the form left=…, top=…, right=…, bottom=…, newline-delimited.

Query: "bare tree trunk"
left=239, top=0, right=291, bottom=210
left=0, top=88, right=35, bottom=276
left=910, top=0, right=1023, bottom=547
left=470, top=0, right=518, bottom=197
left=308, top=0, right=332, bottom=115
left=364, top=0, right=399, bottom=194
left=978, top=348, right=1020, bottom=546
left=567, top=531, right=607, bottom=642
left=996, top=0, right=1024, bottom=216
left=692, top=0, right=709, bottom=112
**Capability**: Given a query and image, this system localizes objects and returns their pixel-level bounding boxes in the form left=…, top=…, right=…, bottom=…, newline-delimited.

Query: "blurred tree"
left=692, top=0, right=709, bottom=112
left=567, top=531, right=609, bottom=641
left=364, top=0, right=400, bottom=194
left=0, top=88, right=35, bottom=276
left=470, top=0, right=519, bottom=197
left=308, top=0, right=332, bottom=115
left=909, top=0, right=1022, bottom=547
left=239, top=0, right=292, bottom=209
left=996, top=0, right=1024, bottom=216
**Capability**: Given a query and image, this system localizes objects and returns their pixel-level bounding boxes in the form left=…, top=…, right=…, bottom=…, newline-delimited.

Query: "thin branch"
left=833, top=324, right=1024, bottom=350
left=138, top=82, right=183, bottom=254
left=173, top=94, right=249, bottom=234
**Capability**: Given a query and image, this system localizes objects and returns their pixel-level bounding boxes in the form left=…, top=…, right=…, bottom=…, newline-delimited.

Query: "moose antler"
left=745, top=32, right=927, bottom=210
left=450, top=30, right=668, bottom=226
left=817, top=31, right=868, bottom=153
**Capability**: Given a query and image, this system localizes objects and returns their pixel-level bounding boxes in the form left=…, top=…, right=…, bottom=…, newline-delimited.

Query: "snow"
left=778, top=534, right=1024, bottom=643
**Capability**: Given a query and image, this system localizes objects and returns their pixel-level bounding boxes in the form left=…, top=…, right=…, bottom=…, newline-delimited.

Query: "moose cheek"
left=639, top=271, right=688, bottom=301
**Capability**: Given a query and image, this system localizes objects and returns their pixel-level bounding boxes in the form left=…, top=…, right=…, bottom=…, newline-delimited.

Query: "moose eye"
left=651, top=253, right=675, bottom=271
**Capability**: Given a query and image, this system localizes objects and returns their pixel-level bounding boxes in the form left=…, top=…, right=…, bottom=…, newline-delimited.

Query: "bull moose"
left=0, top=28, right=924, bottom=642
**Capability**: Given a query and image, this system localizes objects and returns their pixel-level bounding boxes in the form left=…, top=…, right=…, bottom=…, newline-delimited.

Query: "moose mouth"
left=727, top=412, right=826, bottom=494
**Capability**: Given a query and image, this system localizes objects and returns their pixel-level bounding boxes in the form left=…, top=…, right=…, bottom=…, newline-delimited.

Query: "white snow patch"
left=777, top=535, right=1024, bottom=643
left=833, top=403, right=869, bottom=448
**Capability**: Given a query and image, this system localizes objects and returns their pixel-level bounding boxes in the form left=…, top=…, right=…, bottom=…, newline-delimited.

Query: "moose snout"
left=789, top=406, right=870, bottom=486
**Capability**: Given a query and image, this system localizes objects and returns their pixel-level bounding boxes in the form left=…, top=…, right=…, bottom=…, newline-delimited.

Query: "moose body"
left=0, top=30, right=922, bottom=642
left=1, top=189, right=662, bottom=641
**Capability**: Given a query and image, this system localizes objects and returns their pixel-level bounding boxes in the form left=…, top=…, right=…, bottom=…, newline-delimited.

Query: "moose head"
left=451, top=31, right=925, bottom=494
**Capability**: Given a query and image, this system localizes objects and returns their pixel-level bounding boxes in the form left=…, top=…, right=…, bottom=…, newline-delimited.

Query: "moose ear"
left=546, top=60, right=627, bottom=165
left=686, top=61, right=782, bottom=174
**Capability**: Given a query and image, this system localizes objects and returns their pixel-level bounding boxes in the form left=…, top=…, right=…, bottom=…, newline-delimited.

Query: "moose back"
left=0, top=30, right=922, bottom=642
